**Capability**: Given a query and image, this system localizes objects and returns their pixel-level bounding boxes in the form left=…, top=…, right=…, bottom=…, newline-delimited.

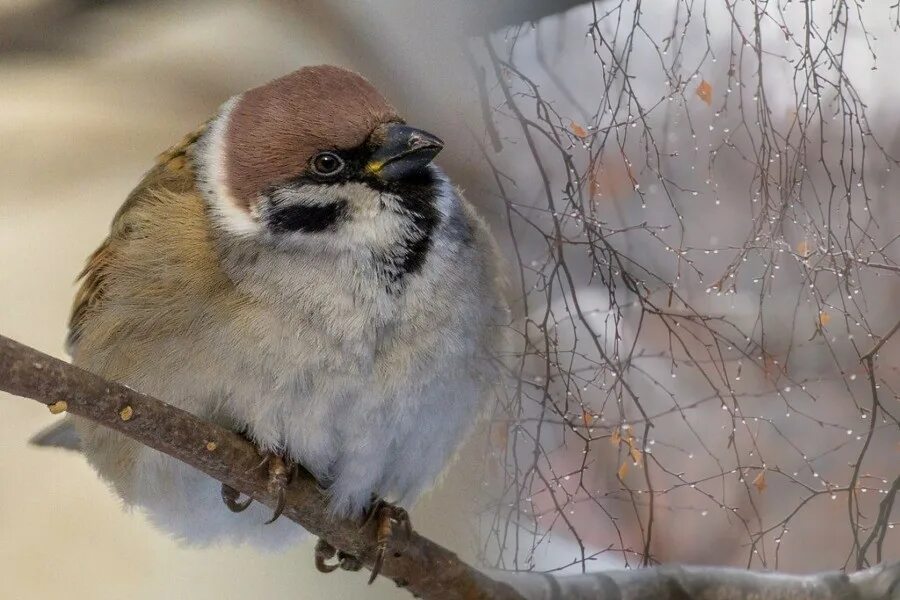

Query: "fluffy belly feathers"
left=73, top=313, right=482, bottom=548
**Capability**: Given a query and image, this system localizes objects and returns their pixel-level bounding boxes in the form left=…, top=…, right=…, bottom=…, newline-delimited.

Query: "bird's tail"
left=29, top=418, right=81, bottom=451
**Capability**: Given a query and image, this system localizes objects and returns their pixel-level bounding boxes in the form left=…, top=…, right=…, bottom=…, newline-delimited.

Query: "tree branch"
left=1, top=333, right=897, bottom=599
left=497, top=563, right=900, bottom=599
left=0, top=334, right=521, bottom=600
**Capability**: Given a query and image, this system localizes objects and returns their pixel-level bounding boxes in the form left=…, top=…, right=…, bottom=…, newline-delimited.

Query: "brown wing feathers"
left=67, top=123, right=209, bottom=351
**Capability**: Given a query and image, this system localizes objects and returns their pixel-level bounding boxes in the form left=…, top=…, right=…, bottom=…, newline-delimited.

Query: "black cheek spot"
left=268, top=201, right=348, bottom=233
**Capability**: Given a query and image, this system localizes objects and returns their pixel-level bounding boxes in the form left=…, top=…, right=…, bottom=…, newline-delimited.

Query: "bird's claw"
left=263, top=453, right=292, bottom=524
left=365, top=498, right=412, bottom=585
left=313, top=499, right=412, bottom=584
left=314, top=539, right=363, bottom=573
left=219, top=451, right=293, bottom=524
left=220, top=483, right=252, bottom=512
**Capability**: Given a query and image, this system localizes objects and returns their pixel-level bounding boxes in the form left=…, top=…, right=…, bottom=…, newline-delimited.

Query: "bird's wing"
left=67, top=123, right=209, bottom=352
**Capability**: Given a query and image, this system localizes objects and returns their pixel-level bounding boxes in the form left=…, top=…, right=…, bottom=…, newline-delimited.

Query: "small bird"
left=34, top=65, right=507, bottom=576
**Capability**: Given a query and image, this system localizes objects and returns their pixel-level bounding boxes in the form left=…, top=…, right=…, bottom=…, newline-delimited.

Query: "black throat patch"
left=373, top=171, right=441, bottom=292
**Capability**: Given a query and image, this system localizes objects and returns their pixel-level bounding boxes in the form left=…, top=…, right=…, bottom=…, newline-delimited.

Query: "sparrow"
left=33, top=65, right=507, bottom=576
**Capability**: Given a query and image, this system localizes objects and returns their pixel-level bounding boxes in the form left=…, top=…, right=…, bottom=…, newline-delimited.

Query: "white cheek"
left=339, top=187, right=415, bottom=251
left=195, top=97, right=264, bottom=238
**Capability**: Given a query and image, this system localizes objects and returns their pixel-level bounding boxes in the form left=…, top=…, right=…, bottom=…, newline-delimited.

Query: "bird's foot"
left=260, top=452, right=293, bottom=524
left=219, top=451, right=294, bottom=524
left=314, top=539, right=363, bottom=573
left=221, top=483, right=252, bottom=512
left=364, top=498, right=413, bottom=585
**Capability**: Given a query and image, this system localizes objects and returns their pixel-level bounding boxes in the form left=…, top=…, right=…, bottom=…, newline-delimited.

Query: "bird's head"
left=194, top=65, right=445, bottom=257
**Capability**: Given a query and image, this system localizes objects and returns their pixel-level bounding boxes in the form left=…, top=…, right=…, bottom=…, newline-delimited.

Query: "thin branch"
left=858, top=476, right=900, bottom=567
left=861, top=317, right=900, bottom=362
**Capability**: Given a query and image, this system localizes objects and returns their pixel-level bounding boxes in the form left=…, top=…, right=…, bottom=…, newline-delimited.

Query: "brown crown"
left=224, top=65, right=400, bottom=210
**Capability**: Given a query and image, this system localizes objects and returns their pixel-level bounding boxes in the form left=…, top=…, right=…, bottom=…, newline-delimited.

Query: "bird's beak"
left=366, top=123, right=444, bottom=181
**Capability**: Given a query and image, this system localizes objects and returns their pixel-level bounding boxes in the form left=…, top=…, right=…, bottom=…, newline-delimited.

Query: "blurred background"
left=1, top=1, right=898, bottom=598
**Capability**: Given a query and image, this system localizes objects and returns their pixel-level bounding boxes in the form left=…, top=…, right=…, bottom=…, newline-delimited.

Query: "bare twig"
left=861, top=318, right=900, bottom=362
left=858, top=477, right=900, bottom=567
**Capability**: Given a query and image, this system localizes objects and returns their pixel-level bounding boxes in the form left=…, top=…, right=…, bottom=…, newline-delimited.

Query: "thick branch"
left=0, top=334, right=520, bottom=600
left=497, top=563, right=900, bottom=599
left=1, top=333, right=897, bottom=600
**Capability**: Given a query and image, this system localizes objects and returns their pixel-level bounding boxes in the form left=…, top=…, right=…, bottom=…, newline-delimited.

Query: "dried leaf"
left=696, top=80, right=713, bottom=106
left=629, top=445, right=643, bottom=465
left=753, top=470, right=767, bottom=493
left=610, top=427, right=621, bottom=446
left=617, top=460, right=630, bottom=480
left=612, top=426, right=643, bottom=467
left=570, top=122, right=589, bottom=139
left=582, top=410, right=594, bottom=428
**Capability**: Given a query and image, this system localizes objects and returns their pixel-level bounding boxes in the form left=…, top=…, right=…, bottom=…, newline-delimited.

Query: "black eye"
left=310, top=152, right=344, bottom=176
